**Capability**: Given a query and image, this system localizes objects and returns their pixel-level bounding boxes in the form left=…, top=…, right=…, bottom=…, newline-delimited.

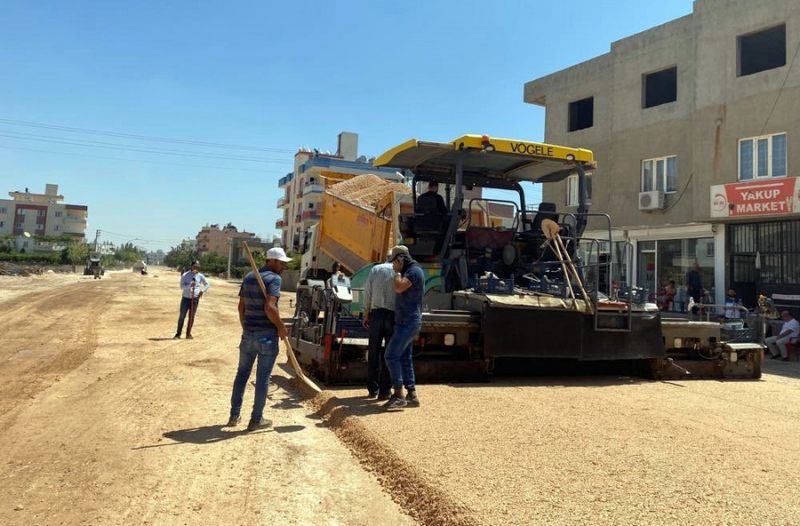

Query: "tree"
left=61, top=241, right=90, bottom=265
left=163, top=245, right=197, bottom=270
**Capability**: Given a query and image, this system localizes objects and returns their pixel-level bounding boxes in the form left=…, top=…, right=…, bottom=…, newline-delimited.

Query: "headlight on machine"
left=444, top=334, right=455, bottom=346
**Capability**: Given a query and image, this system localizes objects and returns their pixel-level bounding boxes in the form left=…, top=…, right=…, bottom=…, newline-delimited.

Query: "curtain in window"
left=772, top=133, right=787, bottom=177
left=642, top=160, right=653, bottom=191
left=739, top=140, right=753, bottom=180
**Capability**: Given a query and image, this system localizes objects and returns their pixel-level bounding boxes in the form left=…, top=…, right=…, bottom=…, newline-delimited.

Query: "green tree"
left=163, top=245, right=197, bottom=270
left=198, top=252, right=228, bottom=275
left=61, top=241, right=90, bottom=265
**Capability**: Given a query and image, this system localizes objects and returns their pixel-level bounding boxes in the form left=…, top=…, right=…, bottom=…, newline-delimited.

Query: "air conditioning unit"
left=638, top=190, right=665, bottom=211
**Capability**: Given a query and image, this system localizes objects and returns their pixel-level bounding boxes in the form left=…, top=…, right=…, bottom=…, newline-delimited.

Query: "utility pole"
left=94, top=229, right=100, bottom=253
left=227, top=237, right=233, bottom=280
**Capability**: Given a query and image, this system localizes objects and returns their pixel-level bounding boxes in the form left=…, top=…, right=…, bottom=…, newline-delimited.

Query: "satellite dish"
left=23, top=232, right=31, bottom=238
left=357, top=155, right=367, bottom=163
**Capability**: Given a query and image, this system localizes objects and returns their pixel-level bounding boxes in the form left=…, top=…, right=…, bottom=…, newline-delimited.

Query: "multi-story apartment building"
left=276, top=131, right=403, bottom=252
left=524, top=0, right=800, bottom=308
left=196, top=224, right=259, bottom=259
left=0, top=184, right=88, bottom=252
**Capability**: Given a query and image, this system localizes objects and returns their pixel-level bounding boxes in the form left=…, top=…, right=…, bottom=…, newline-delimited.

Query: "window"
left=308, top=202, right=315, bottom=209
left=567, top=175, right=579, bottom=207
left=55, top=211, right=62, bottom=217
left=641, top=156, right=677, bottom=193
left=568, top=97, right=594, bottom=132
left=738, top=133, right=786, bottom=180
left=0, top=221, right=4, bottom=227
left=738, top=24, right=786, bottom=77
left=566, top=173, right=592, bottom=207
left=55, top=225, right=60, bottom=231
left=0, top=207, right=6, bottom=214
left=643, top=66, right=677, bottom=108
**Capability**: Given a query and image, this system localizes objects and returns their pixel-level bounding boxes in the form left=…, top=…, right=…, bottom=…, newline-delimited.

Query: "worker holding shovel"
left=174, top=260, right=209, bottom=340
left=227, top=247, right=291, bottom=431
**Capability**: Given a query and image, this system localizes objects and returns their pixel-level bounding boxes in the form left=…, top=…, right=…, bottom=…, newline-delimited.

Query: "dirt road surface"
left=326, top=359, right=800, bottom=525
left=0, top=270, right=414, bottom=525
left=3, top=269, right=800, bottom=525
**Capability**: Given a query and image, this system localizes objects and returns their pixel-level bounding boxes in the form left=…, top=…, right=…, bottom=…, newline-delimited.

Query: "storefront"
left=579, top=224, right=724, bottom=311
left=711, top=177, right=800, bottom=308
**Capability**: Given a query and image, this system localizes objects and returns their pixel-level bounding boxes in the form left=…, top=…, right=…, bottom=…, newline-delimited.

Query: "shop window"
left=566, top=173, right=592, bottom=207
left=738, top=132, right=786, bottom=180
left=738, top=24, right=786, bottom=77
left=641, top=156, right=677, bottom=193
left=637, top=238, right=715, bottom=311
left=643, top=66, right=677, bottom=108
left=568, top=97, right=594, bottom=132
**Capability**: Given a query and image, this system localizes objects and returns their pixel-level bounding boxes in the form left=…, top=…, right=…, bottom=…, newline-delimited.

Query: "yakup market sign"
left=710, top=177, right=800, bottom=218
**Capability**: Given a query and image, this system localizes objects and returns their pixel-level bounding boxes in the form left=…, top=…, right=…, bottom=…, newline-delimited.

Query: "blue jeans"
left=384, top=321, right=420, bottom=391
left=230, top=330, right=279, bottom=421
left=367, top=308, right=394, bottom=395
left=175, top=296, right=199, bottom=336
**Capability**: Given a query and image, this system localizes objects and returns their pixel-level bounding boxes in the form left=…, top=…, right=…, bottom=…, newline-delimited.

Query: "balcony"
left=275, top=220, right=286, bottom=229
left=277, top=197, right=287, bottom=208
left=302, top=183, right=325, bottom=196
left=301, top=210, right=321, bottom=221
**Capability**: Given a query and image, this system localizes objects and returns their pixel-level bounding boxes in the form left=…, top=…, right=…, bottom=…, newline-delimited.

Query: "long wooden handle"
left=241, top=242, right=321, bottom=394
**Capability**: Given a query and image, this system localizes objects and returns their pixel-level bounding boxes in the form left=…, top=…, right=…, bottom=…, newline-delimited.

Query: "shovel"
left=242, top=242, right=322, bottom=394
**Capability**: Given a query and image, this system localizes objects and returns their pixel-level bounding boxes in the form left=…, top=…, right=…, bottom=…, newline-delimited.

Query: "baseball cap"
left=266, top=247, right=292, bottom=262
left=389, top=245, right=410, bottom=261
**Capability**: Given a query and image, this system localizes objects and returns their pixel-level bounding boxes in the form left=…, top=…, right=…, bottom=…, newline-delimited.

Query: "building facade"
left=276, top=131, right=403, bottom=253
left=195, top=224, right=259, bottom=259
left=0, top=184, right=88, bottom=252
left=524, top=0, right=800, bottom=308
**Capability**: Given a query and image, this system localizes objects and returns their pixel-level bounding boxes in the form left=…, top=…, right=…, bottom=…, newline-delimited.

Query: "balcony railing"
left=277, top=197, right=287, bottom=207
left=302, top=183, right=325, bottom=196
left=275, top=220, right=286, bottom=229
left=301, top=210, right=321, bottom=221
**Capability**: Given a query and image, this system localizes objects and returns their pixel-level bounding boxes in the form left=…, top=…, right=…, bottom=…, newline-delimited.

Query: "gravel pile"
left=308, top=391, right=478, bottom=526
left=326, top=174, right=410, bottom=209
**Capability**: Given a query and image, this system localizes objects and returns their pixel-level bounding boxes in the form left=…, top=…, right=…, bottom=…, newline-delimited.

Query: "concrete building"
left=195, top=224, right=259, bottom=259
left=276, top=131, right=403, bottom=253
left=0, top=184, right=88, bottom=252
left=524, top=0, right=800, bottom=308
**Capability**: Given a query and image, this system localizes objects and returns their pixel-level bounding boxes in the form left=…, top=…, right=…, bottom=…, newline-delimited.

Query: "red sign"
left=710, top=178, right=800, bottom=218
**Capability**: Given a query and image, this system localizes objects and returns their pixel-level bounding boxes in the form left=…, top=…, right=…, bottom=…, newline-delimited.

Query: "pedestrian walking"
left=362, top=256, right=396, bottom=400
left=174, top=260, right=209, bottom=339
left=228, top=247, right=291, bottom=431
left=383, top=245, right=424, bottom=410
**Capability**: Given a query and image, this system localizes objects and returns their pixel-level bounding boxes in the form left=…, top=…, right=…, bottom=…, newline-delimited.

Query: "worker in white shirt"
left=174, top=260, right=210, bottom=340
left=765, top=310, right=799, bottom=361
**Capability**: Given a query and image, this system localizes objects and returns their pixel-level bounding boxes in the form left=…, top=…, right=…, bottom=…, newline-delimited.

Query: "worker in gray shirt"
left=362, top=259, right=396, bottom=400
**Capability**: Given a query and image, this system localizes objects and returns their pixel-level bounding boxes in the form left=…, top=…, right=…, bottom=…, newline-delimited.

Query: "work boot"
left=366, top=391, right=378, bottom=400
left=405, top=390, right=420, bottom=407
left=226, top=415, right=241, bottom=427
left=186, top=334, right=194, bottom=340
left=377, top=391, right=391, bottom=401
left=383, top=394, right=407, bottom=411
left=173, top=334, right=180, bottom=339
left=247, top=417, right=272, bottom=432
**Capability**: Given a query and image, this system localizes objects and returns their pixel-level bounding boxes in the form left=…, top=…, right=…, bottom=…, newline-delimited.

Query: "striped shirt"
left=363, top=263, right=396, bottom=312
left=239, top=268, right=281, bottom=333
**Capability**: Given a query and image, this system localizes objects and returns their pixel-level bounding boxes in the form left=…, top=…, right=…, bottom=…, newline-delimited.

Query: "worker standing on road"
left=174, top=260, right=209, bottom=340
left=228, top=247, right=291, bottom=431
left=383, top=245, right=424, bottom=410
left=362, top=256, right=396, bottom=401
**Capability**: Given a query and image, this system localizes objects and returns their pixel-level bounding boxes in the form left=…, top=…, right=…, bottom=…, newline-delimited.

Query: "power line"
left=0, top=117, right=296, bottom=154
left=0, top=131, right=292, bottom=164
left=759, top=32, right=800, bottom=135
left=0, top=143, right=288, bottom=174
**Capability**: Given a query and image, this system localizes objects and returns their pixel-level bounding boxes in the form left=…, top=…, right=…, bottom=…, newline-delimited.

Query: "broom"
left=242, top=242, right=321, bottom=394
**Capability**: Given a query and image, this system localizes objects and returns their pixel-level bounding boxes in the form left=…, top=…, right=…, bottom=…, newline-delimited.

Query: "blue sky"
left=0, top=1, right=693, bottom=251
